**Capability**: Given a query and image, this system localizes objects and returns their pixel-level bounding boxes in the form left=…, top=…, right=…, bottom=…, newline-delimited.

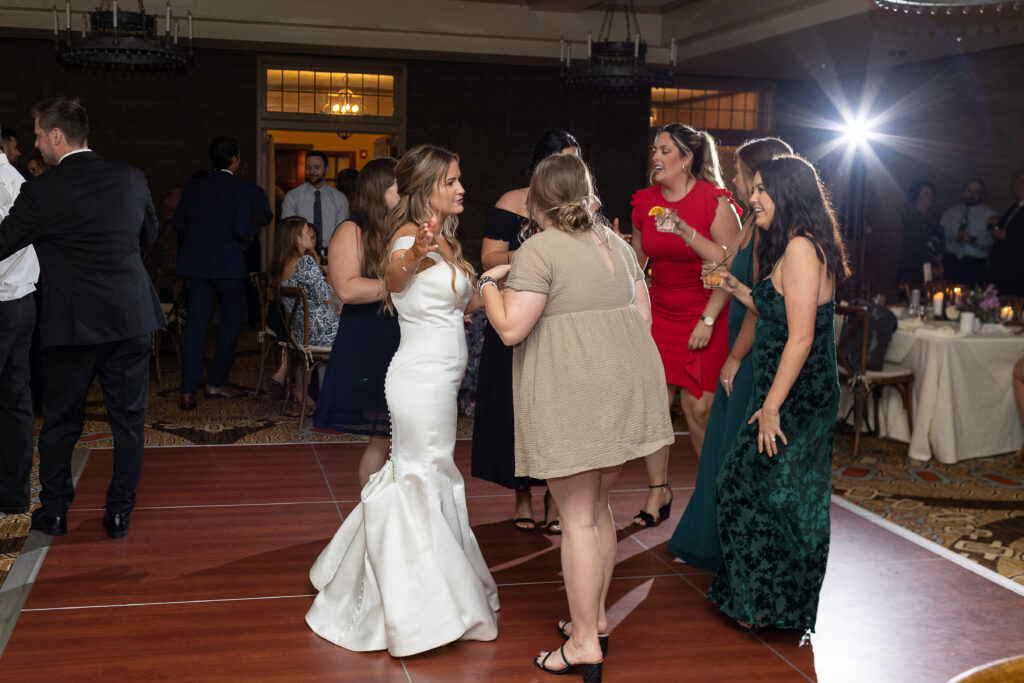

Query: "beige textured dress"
left=506, top=227, right=675, bottom=480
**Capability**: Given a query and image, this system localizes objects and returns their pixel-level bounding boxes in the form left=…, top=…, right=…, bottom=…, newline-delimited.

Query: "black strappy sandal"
left=632, top=483, right=673, bottom=528
left=534, top=644, right=603, bottom=682
left=543, top=490, right=561, bottom=535
left=557, top=619, right=609, bottom=656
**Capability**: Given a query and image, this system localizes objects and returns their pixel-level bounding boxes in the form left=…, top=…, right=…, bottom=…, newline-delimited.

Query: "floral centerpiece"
left=959, top=284, right=1000, bottom=323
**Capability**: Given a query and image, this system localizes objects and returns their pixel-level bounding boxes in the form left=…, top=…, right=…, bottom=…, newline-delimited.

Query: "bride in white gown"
left=306, top=144, right=500, bottom=657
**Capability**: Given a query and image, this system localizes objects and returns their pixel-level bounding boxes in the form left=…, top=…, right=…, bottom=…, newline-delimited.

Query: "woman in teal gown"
left=709, top=154, right=849, bottom=633
left=666, top=138, right=794, bottom=571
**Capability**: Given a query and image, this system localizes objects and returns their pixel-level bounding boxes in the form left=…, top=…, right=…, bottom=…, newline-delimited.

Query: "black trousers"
left=38, top=334, right=151, bottom=516
left=0, top=294, right=36, bottom=510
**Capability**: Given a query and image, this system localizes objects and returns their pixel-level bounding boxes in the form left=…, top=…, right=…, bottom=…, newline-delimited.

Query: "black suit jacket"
left=173, top=170, right=256, bottom=279
left=0, top=151, right=166, bottom=348
left=992, top=201, right=1024, bottom=291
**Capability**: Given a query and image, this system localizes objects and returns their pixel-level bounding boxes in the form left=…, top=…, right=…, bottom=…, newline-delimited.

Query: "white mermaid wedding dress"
left=305, top=237, right=500, bottom=657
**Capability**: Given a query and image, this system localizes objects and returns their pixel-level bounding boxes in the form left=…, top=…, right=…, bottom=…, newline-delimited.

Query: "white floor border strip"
left=831, top=495, right=1024, bottom=598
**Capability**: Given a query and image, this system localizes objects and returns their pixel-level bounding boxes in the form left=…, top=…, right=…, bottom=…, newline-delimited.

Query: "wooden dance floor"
left=2, top=441, right=1023, bottom=681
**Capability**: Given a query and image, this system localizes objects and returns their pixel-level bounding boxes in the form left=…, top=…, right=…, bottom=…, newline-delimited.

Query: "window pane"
left=266, top=90, right=282, bottom=112
left=299, top=92, right=315, bottom=113
left=282, top=70, right=299, bottom=90
left=282, top=91, right=298, bottom=113
left=266, top=69, right=282, bottom=89
left=299, top=70, right=315, bottom=91
left=315, top=92, right=330, bottom=115
left=379, top=95, right=394, bottom=118
left=315, top=71, right=332, bottom=93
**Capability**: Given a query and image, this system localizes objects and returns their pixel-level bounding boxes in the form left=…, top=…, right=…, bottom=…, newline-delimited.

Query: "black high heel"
left=632, top=483, right=673, bottom=528
left=557, top=619, right=609, bottom=656
left=534, top=644, right=603, bottom=682
left=543, top=489, right=561, bottom=535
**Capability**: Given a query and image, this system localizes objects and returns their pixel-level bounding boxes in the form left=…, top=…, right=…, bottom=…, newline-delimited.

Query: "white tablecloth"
left=852, top=322, right=1024, bottom=463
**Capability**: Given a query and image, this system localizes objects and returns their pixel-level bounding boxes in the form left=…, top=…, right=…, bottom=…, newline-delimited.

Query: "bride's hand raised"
left=409, top=218, right=439, bottom=260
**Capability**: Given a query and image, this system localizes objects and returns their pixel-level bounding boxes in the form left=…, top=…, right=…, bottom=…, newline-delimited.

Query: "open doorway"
left=266, top=129, right=395, bottom=221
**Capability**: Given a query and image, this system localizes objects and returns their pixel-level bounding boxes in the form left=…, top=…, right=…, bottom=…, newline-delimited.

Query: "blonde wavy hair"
left=382, top=144, right=475, bottom=309
left=526, top=153, right=611, bottom=243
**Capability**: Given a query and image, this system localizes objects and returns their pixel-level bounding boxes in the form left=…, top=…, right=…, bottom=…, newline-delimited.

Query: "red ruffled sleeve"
left=710, top=186, right=743, bottom=222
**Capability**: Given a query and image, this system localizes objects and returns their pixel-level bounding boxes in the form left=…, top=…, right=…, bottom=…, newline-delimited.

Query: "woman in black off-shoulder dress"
left=470, top=130, right=583, bottom=532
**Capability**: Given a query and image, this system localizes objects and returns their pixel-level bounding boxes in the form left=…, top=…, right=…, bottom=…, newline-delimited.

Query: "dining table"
left=844, top=318, right=1024, bottom=463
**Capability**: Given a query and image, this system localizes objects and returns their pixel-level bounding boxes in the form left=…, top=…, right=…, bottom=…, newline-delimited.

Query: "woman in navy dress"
left=314, top=158, right=402, bottom=485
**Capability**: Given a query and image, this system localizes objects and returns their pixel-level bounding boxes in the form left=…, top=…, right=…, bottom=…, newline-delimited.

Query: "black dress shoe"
left=179, top=393, right=196, bottom=411
left=203, top=384, right=246, bottom=399
left=0, top=505, right=30, bottom=515
left=31, top=508, right=68, bottom=536
left=102, top=512, right=130, bottom=539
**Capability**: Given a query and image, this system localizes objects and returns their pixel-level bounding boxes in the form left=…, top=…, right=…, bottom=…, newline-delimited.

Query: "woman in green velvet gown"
left=709, top=154, right=849, bottom=633
left=667, top=137, right=794, bottom=571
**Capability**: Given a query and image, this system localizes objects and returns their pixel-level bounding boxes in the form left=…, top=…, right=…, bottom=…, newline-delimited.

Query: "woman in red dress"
left=630, top=124, right=742, bottom=527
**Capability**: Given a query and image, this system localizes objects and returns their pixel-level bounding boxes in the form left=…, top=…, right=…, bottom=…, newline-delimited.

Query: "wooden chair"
left=836, top=304, right=915, bottom=456
left=151, top=273, right=187, bottom=388
left=276, top=285, right=332, bottom=430
left=836, top=305, right=871, bottom=457
left=249, top=271, right=281, bottom=397
left=947, top=654, right=1024, bottom=682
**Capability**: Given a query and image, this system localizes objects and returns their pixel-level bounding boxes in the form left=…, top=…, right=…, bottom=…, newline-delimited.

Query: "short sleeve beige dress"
left=505, top=227, right=675, bottom=480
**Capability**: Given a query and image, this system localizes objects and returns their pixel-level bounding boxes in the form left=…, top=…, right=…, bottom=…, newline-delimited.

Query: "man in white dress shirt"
left=281, top=151, right=349, bottom=249
left=940, top=178, right=997, bottom=287
left=0, top=128, right=39, bottom=515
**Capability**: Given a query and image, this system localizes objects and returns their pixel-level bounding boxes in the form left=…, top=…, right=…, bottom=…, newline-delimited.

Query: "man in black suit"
left=173, top=137, right=256, bottom=410
left=0, top=98, right=165, bottom=538
left=991, top=169, right=1024, bottom=296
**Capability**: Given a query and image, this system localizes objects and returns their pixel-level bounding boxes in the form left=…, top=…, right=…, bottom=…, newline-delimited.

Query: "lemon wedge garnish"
left=648, top=206, right=667, bottom=216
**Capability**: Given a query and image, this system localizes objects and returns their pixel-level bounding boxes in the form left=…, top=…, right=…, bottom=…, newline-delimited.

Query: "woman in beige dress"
left=480, top=154, right=674, bottom=681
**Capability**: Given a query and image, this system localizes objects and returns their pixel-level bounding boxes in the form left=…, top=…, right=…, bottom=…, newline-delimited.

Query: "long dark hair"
left=656, top=123, right=725, bottom=188
left=350, top=157, right=397, bottom=279
left=528, top=129, right=581, bottom=178
left=904, top=180, right=935, bottom=215
left=755, top=155, right=850, bottom=281
left=736, top=137, right=793, bottom=203
left=269, top=216, right=309, bottom=286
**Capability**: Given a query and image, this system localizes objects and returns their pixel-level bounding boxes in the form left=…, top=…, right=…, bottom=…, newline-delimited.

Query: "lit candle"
left=53, top=6, right=58, bottom=35
left=65, top=1, right=70, bottom=31
left=1001, top=305, right=1014, bottom=323
left=952, top=286, right=962, bottom=304
left=165, top=2, right=171, bottom=33
left=933, top=291, right=944, bottom=317
left=187, top=10, right=192, bottom=40
left=112, top=1, right=118, bottom=29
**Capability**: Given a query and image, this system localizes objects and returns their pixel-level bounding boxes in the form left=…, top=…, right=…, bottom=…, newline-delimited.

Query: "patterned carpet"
left=831, top=432, right=1024, bottom=585
left=2, top=331, right=1022, bottom=590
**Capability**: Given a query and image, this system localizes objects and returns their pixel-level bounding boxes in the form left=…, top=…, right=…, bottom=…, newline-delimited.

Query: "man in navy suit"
left=0, top=98, right=165, bottom=538
left=173, top=136, right=257, bottom=410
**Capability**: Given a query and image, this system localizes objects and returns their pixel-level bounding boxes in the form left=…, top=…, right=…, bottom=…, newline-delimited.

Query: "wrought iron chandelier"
left=52, top=1, right=193, bottom=70
left=874, top=0, right=1022, bottom=13
left=560, top=1, right=676, bottom=90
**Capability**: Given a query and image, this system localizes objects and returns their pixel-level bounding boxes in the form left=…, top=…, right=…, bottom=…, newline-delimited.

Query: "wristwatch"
left=701, top=314, right=716, bottom=327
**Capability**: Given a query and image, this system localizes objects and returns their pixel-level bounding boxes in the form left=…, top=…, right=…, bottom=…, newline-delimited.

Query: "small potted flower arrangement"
left=960, top=284, right=1001, bottom=323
